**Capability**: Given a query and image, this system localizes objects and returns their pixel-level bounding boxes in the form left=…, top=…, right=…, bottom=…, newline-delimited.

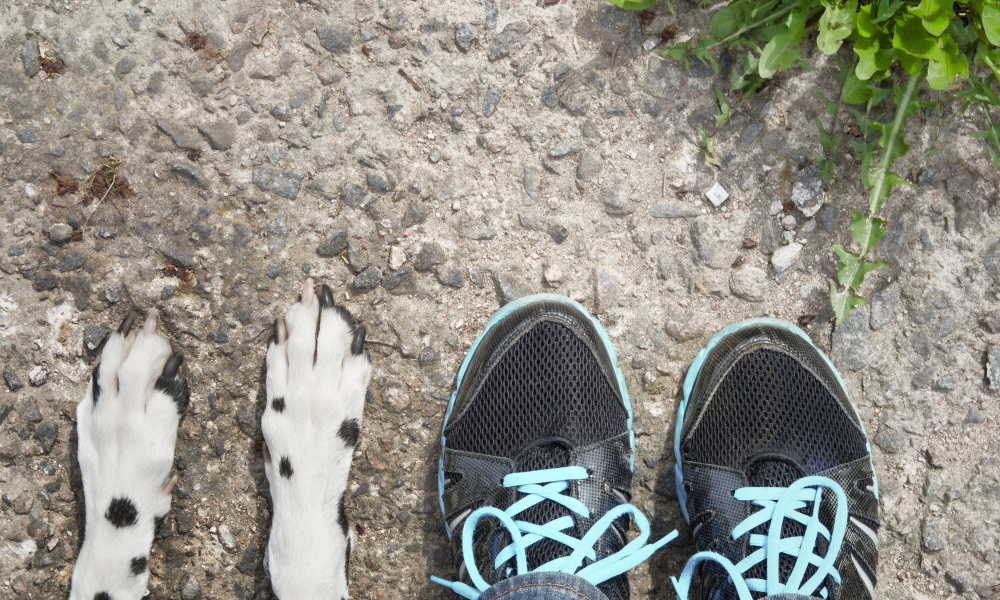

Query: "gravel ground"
left=2, top=0, right=999, bottom=598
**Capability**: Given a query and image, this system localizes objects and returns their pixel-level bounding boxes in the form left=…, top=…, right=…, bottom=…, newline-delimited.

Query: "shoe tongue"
left=511, top=439, right=575, bottom=572
left=744, top=455, right=805, bottom=488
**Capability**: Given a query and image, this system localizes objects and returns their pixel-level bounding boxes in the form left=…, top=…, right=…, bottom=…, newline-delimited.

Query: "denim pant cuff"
left=479, top=572, right=611, bottom=600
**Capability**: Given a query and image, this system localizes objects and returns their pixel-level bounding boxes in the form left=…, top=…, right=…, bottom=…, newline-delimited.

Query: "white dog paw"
left=262, top=280, right=371, bottom=600
left=70, top=311, right=189, bottom=600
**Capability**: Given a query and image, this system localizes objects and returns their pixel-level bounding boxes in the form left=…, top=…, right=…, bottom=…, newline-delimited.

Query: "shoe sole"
left=438, top=294, right=634, bottom=538
left=673, top=318, right=878, bottom=523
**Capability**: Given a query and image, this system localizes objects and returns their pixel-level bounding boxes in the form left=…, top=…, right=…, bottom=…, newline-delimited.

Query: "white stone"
left=389, top=246, right=406, bottom=270
left=29, top=365, right=49, bottom=386
left=771, top=242, right=803, bottom=274
left=705, top=182, right=729, bottom=207
left=218, top=524, right=237, bottom=551
left=544, top=263, right=564, bottom=286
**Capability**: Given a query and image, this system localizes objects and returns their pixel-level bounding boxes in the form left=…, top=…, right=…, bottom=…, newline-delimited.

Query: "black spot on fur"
left=279, top=457, right=293, bottom=478
left=154, top=353, right=190, bottom=415
left=95, top=593, right=112, bottom=600
left=337, top=493, right=349, bottom=538
left=338, top=418, right=359, bottom=447
left=271, top=397, right=285, bottom=412
left=91, top=366, right=101, bottom=405
left=130, top=556, right=148, bottom=575
left=154, top=514, right=166, bottom=535
left=105, top=497, right=138, bottom=528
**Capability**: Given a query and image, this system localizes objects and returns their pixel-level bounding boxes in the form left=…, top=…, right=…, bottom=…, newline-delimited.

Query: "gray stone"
left=874, top=429, right=905, bottom=454
left=317, top=229, right=349, bottom=257
left=455, top=23, right=478, bottom=52
left=548, top=224, right=568, bottom=244
left=383, top=267, right=416, bottom=295
left=522, top=166, right=541, bottom=201
left=367, top=174, right=388, bottom=193
left=4, top=366, right=22, bottom=391
left=147, top=70, right=166, bottom=94
left=59, top=251, right=87, bottom=272
left=816, top=205, right=838, bottom=232
left=318, top=26, right=354, bottom=54
left=126, top=11, right=142, bottom=31
left=791, top=165, right=825, bottom=217
left=162, top=241, right=195, bottom=268
left=921, top=518, right=944, bottom=552
left=236, top=542, right=261, bottom=574
left=437, top=268, right=464, bottom=288
left=289, top=89, right=311, bottom=109
left=342, top=183, right=368, bottom=207
left=770, top=242, right=802, bottom=273
left=270, top=104, right=291, bottom=122
left=593, top=268, right=618, bottom=313
left=493, top=270, right=531, bottom=305
left=65, top=276, right=91, bottom=310
left=832, top=306, right=868, bottom=371
left=354, top=266, right=382, bottom=290
left=218, top=525, right=237, bottom=551
left=549, top=143, right=579, bottom=159
left=16, top=130, right=38, bottom=143
left=197, top=120, right=236, bottom=150
left=870, top=283, right=899, bottom=330
left=576, top=151, right=604, bottom=181
left=485, top=0, right=498, bottom=28
left=228, top=42, right=252, bottom=72
left=22, top=39, right=40, bottom=77
left=729, top=266, right=766, bottom=302
left=690, top=217, right=735, bottom=270
left=34, top=273, right=58, bottom=292
left=987, top=346, right=1000, bottom=391
left=415, top=243, right=447, bottom=272
left=253, top=168, right=303, bottom=199
left=265, top=261, right=283, bottom=279
left=114, top=85, right=128, bottom=110
left=984, top=239, right=1000, bottom=283
left=541, top=86, right=559, bottom=108
left=115, top=56, right=137, bottom=76
left=171, top=161, right=209, bottom=189
left=487, top=22, right=530, bottom=61
left=601, top=186, right=633, bottom=216
left=483, top=84, right=503, bottom=117
left=49, top=223, right=73, bottom=243
left=157, top=118, right=205, bottom=152
left=739, top=122, right=764, bottom=147
left=0, top=402, right=12, bottom=425
left=650, top=203, right=699, bottom=219
left=34, top=423, right=57, bottom=454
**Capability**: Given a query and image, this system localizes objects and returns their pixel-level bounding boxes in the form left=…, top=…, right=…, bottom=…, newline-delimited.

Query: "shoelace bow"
left=431, top=466, right=676, bottom=599
left=671, top=475, right=848, bottom=600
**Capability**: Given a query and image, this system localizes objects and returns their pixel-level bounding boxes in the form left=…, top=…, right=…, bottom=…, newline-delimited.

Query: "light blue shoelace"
left=431, top=466, right=676, bottom=599
left=671, top=475, right=848, bottom=600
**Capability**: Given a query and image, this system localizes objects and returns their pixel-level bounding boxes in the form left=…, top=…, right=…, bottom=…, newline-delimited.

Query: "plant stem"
left=708, top=3, right=797, bottom=48
left=867, top=65, right=925, bottom=215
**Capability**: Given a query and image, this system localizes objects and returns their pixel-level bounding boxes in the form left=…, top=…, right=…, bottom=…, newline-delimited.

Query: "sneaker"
left=432, top=294, right=673, bottom=599
left=671, top=319, right=880, bottom=600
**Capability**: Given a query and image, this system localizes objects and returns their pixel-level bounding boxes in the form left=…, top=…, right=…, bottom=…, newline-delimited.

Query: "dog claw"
left=274, top=319, right=287, bottom=344
left=161, top=473, right=178, bottom=495
left=144, top=310, right=159, bottom=335
left=118, top=313, right=136, bottom=336
left=321, top=284, right=335, bottom=309
left=352, top=326, right=367, bottom=356
left=301, top=278, right=314, bottom=305
left=163, top=353, right=184, bottom=379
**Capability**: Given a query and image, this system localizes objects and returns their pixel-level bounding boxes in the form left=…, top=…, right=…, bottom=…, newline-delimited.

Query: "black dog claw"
left=321, top=284, right=335, bottom=309
left=352, top=325, right=367, bottom=356
left=118, top=313, right=136, bottom=336
left=162, top=353, right=184, bottom=379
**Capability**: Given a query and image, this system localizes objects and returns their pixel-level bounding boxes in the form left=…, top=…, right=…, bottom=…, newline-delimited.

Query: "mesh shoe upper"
left=440, top=299, right=637, bottom=600
left=676, top=322, right=880, bottom=600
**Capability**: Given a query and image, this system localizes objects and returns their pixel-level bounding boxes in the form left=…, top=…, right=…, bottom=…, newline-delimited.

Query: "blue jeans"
left=477, top=573, right=815, bottom=600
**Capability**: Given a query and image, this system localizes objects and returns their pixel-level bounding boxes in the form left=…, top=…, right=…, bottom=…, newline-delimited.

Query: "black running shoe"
left=672, top=319, right=880, bottom=600
left=432, top=294, right=672, bottom=599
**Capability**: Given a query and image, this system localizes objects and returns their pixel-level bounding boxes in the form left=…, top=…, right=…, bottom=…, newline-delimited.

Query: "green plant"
left=612, top=0, right=1000, bottom=324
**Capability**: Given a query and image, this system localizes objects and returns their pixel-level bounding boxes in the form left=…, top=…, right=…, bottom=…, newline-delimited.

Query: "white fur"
left=70, top=320, right=182, bottom=600
left=262, top=291, right=371, bottom=599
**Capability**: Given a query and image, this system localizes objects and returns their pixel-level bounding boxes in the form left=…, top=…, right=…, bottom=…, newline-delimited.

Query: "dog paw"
left=262, top=279, right=371, bottom=599
left=70, top=311, right=189, bottom=600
